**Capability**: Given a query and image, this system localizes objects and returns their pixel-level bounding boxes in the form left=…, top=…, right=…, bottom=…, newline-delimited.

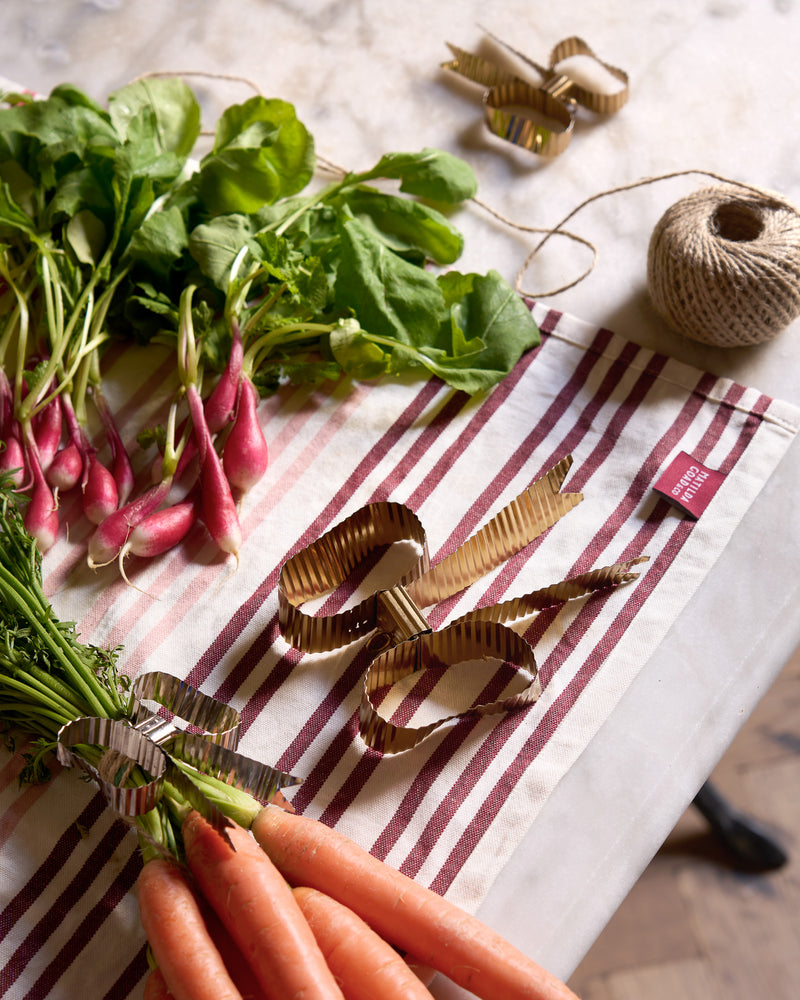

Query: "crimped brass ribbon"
left=279, top=456, right=581, bottom=649
left=450, top=558, right=648, bottom=628
left=407, top=455, right=581, bottom=608
left=279, top=501, right=430, bottom=654
left=483, top=82, right=575, bottom=158
left=359, top=619, right=541, bottom=755
left=278, top=456, right=648, bottom=753
left=546, top=36, right=629, bottom=115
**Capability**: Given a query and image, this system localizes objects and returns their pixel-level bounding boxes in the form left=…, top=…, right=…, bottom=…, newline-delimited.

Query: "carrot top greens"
left=0, top=474, right=264, bottom=857
left=0, top=472, right=126, bottom=751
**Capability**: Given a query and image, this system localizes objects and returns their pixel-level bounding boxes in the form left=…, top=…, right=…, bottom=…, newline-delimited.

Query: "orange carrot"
left=251, top=808, right=582, bottom=1000
left=405, top=959, right=438, bottom=988
left=194, top=887, right=269, bottom=1000
left=136, top=858, right=243, bottom=1000
left=293, top=886, right=436, bottom=1000
left=182, top=811, right=345, bottom=1000
left=143, top=967, right=174, bottom=1000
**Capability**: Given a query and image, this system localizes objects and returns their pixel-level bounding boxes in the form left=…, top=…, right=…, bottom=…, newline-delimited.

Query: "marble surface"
left=4, top=1, right=800, bottom=389
left=2, top=0, right=800, bottom=989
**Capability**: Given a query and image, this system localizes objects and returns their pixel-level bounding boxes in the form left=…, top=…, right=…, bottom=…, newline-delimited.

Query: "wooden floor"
left=567, top=642, right=800, bottom=1000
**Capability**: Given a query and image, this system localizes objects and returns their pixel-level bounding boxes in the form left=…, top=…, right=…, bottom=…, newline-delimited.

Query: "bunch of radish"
left=0, top=76, right=281, bottom=576
left=0, top=301, right=268, bottom=574
left=1, top=363, right=132, bottom=556
left=138, top=807, right=582, bottom=1000
left=97, top=315, right=268, bottom=576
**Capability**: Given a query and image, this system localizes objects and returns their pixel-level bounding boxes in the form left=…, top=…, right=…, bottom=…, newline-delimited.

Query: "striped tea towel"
left=2, top=303, right=798, bottom=999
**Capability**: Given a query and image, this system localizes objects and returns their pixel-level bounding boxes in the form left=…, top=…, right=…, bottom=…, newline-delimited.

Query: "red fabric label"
left=654, top=451, right=726, bottom=519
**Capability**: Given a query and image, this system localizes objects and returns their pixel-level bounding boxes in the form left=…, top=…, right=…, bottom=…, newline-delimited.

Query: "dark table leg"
left=692, top=780, right=789, bottom=871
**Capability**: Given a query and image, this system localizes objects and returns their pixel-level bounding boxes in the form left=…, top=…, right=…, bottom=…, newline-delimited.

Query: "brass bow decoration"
left=57, top=671, right=301, bottom=846
left=442, top=32, right=629, bottom=156
left=279, top=457, right=647, bottom=753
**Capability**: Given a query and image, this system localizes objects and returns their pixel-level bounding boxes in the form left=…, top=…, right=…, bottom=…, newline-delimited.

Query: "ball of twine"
left=646, top=185, right=800, bottom=347
left=478, top=170, right=800, bottom=350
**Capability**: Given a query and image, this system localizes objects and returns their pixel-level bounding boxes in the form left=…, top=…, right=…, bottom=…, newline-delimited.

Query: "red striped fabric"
left=2, top=304, right=798, bottom=999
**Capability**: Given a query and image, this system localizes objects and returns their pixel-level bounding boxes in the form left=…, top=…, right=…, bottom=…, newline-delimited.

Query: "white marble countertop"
left=2, top=0, right=800, bottom=994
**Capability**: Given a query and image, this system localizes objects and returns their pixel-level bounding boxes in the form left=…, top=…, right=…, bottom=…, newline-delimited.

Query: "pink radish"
left=83, top=453, right=119, bottom=525
left=186, top=384, right=241, bottom=560
left=117, top=493, right=199, bottom=583
left=170, top=416, right=198, bottom=482
left=23, top=439, right=59, bottom=553
left=0, top=428, right=27, bottom=488
left=0, top=373, right=26, bottom=486
left=204, top=319, right=244, bottom=434
left=146, top=323, right=244, bottom=484
left=58, top=393, right=90, bottom=489
left=222, top=375, right=268, bottom=497
left=46, top=440, right=84, bottom=493
left=32, top=393, right=62, bottom=473
left=93, top=390, right=135, bottom=505
left=87, top=476, right=173, bottom=569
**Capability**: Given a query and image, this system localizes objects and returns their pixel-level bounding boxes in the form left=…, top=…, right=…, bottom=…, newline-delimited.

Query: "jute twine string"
left=475, top=169, right=800, bottom=348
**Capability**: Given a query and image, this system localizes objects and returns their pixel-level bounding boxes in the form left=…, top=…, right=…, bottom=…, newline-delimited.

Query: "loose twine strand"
left=472, top=168, right=797, bottom=298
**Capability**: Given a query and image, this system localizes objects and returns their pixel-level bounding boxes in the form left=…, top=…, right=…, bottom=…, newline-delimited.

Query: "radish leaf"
left=334, top=187, right=464, bottom=265
left=195, top=97, right=315, bottom=214
left=108, top=78, right=201, bottom=160
left=333, top=216, right=446, bottom=346
left=354, top=148, right=478, bottom=202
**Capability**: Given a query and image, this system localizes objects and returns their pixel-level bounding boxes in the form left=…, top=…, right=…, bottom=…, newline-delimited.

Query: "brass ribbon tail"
left=406, top=454, right=582, bottom=608
left=454, top=556, right=650, bottom=627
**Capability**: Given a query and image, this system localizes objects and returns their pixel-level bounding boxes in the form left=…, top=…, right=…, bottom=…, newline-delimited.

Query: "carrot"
left=251, top=808, right=582, bottom=1000
left=195, top=885, right=269, bottom=1000
left=293, top=886, right=436, bottom=1000
left=182, top=811, right=345, bottom=1000
left=143, top=967, right=174, bottom=1000
left=405, top=959, right=437, bottom=988
left=136, top=857, right=244, bottom=1000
